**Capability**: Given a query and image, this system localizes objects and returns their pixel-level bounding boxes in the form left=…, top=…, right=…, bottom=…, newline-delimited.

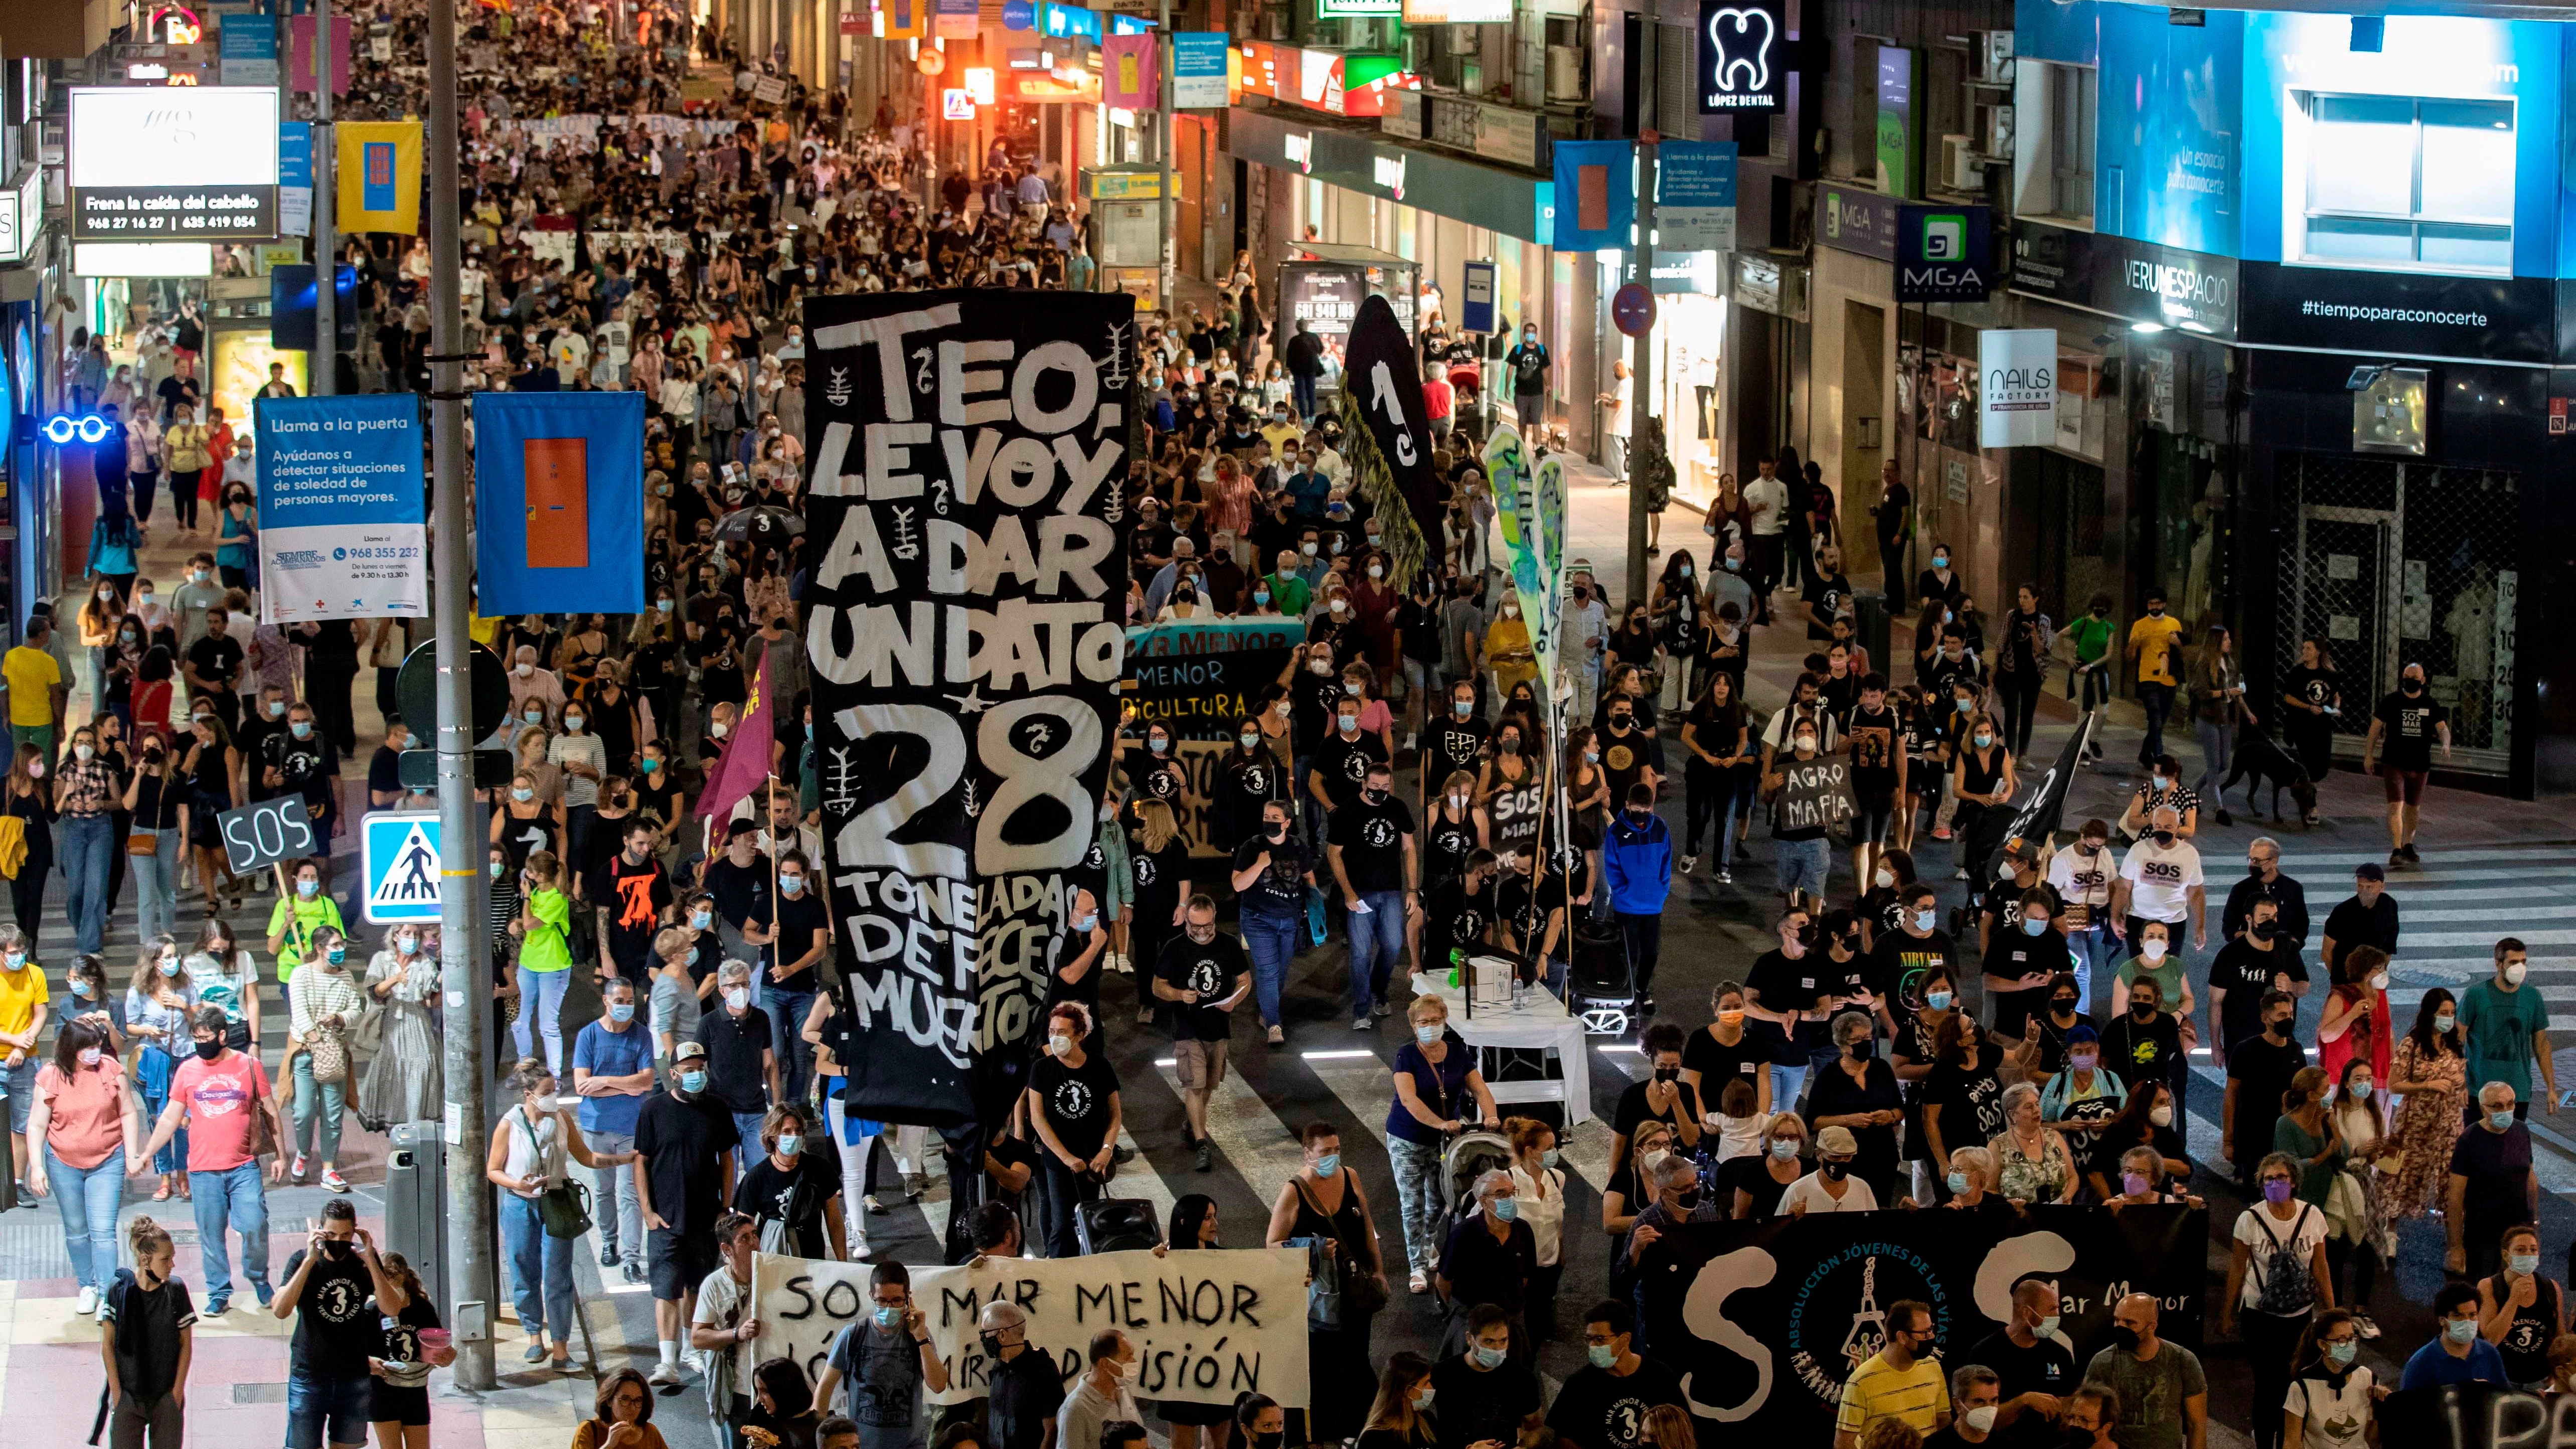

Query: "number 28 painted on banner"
left=834, top=696, right=1102, bottom=877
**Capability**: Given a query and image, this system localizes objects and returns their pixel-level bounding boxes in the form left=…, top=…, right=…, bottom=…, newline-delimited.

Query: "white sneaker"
left=75, top=1286, right=98, bottom=1316
left=647, top=1362, right=685, bottom=1388
left=850, top=1237, right=873, bottom=1260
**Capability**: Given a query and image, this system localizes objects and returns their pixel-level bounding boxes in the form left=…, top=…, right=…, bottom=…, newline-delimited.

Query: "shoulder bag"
left=518, top=1108, right=596, bottom=1239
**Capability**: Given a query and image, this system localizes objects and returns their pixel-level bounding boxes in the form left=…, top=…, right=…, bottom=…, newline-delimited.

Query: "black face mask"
left=1254, top=1434, right=1286, bottom=1449
left=2152, top=829, right=2176, bottom=846
left=2267, top=1017, right=2293, bottom=1039
left=1821, top=1160, right=1851, bottom=1182
left=2251, top=921, right=2278, bottom=941
left=981, top=1332, right=1007, bottom=1358
left=1653, top=1065, right=1678, bottom=1084
left=2402, top=680, right=2424, bottom=695
left=2107, top=1325, right=2142, bottom=1353
left=2052, top=998, right=2079, bottom=1017
left=194, top=1039, right=224, bottom=1061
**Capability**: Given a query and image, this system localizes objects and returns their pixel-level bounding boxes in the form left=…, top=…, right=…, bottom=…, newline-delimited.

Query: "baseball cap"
left=1817, top=1125, right=1859, bottom=1156
left=675, top=1041, right=709, bottom=1061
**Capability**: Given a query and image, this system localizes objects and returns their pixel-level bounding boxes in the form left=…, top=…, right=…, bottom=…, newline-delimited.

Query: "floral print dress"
left=2386, top=1035, right=2467, bottom=1219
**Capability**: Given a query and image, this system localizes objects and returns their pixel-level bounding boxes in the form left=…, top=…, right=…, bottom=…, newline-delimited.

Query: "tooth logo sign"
left=1704, top=5, right=1775, bottom=104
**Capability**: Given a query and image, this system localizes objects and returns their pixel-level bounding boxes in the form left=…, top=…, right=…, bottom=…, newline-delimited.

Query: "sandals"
left=150, top=1181, right=173, bottom=1202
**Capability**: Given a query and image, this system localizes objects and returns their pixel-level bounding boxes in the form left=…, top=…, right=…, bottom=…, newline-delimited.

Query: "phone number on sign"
left=338, top=547, right=421, bottom=561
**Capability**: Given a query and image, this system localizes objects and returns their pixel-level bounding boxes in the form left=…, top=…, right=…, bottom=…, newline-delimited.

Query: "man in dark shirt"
left=1326, top=761, right=1417, bottom=1028
left=1497, top=847, right=1575, bottom=997
left=275, top=1198, right=406, bottom=1449
left=1803, top=543, right=1855, bottom=642
left=598, top=819, right=675, bottom=985
left=1308, top=695, right=1386, bottom=822
left=1430, top=1305, right=1544, bottom=1449
left=2365, top=664, right=2450, bottom=867
left=2206, top=897, right=2307, bottom=1061
left=1230, top=801, right=1315, bottom=1047
left=694, top=962, right=779, bottom=1151
left=2222, top=990, right=2306, bottom=1194
left=1963, top=1277, right=2079, bottom=1449
left=183, top=611, right=245, bottom=734
left=1420, top=679, right=1490, bottom=819
left=633, top=1049, right=742, bottom=1388
left=701, top=820, right=773, bottom=964
left=1869, top=883, right=1961, bottom=1023
left=264, top=702, right=345, bottom=851
left=2220, top=839, right=2310, bottom=950
left=239, top=687, right=290, bottom=802
left=764, top=849, right=830, bottom=1102
left=2320, top=863, right=2400, bottom=978
left=979, top=1300, right=1063, bottom=1449
left=2449, top=1081, right=2538, bottom=1280
left=1423, top=848, right=1500, bottom=971
left=1153, top=895, right=1251, bottom=1171
left=1597, top=702, right=1664, bottom=809
left=1546, top=1301, right=1685, bottom=1449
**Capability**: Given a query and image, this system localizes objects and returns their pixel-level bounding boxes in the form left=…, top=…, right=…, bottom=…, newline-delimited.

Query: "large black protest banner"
left=802, top=290, right=1134, bottom=1130
left=1338, top=293, right=1444, bottom=582
left=1637, top=1206, right=2204, bottom=1438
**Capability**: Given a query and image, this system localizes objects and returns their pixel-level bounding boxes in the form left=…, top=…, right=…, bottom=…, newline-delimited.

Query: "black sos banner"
left=802, top=289, right=1134, bottom=1130
left=1636, top=1207, right=2204, bottom=1438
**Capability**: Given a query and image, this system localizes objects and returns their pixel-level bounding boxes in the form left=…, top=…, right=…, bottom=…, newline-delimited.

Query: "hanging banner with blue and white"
left=1657, top=141, right=1738, bottom=252
left=470, top=390, right=646, bottom=615
left=253, top=393, right=427, bottom=624
left=1550, top=139, right=1635, bottom=253
left=1171, top=32, right=1231, bottom=109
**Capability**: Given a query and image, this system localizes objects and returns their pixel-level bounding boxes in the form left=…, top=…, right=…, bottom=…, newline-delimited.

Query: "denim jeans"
left=132, top=828, right=181, bottom=945
left=500, top=1191, right=578, bottom=1346
left=765, top=986, right=816, bottom=1102
left=1346, top=889, right=1407, bottom=1019
left=2195, top=720, right=2235, bottom=804
left=1387, top=1134, right=1447, bottom=1274
left=2065, top=922, right=2117, bottom=1016
left=137, top=1063, right=188, bottom=1175
left=513, top=965, right=571, bottom=1075
left=46, top=1147, right=126, bottom=1291
left=1775, top=836, right=1831, bottom=900
left=1769, top=1061, right=1809, bottom=1115
left=291, top=1050, right=345, bottom=1164
left=734, top=1110, right=771, bottom=1154
left=285, top=1371, right=373, bottom=1449
left=189, top=1160, right=270, bottom=1306
left=62, top=812, right=115, bottom=956
left=588, top=1130, right=646, bottom=1259
left=1293, top=373, right=1317, bottom=419
left=1242, top=912, right=1301, bottom=1028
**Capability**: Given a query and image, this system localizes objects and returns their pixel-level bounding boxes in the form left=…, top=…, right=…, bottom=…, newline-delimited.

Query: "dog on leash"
left=2220, top=726, right=2321, bottom=825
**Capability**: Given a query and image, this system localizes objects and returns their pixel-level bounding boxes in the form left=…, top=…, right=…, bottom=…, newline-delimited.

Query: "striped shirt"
left=1836, top=1350, right=1951, bottom=1436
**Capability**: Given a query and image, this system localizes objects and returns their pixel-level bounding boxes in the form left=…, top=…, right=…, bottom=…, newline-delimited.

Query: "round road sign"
left=1612, top=282, right=1657, bottom=338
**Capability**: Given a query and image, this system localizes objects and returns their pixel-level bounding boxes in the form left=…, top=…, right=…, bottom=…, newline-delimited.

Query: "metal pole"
left=1156, top=0, right=1174, bottom=311
left=427, top=0, right=497, bottom=1393
left=313, top=0, right=336, bottom=397
left=1623, top=31, right=1656, bottom=610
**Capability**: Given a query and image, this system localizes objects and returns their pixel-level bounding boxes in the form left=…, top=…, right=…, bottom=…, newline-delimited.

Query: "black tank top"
left=2488, top=1272, right=2559, bottom=1384
left=1960, top=745, right=2008, bottom=797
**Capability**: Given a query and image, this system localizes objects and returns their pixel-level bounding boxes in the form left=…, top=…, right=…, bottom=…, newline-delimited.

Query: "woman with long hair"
left=1262, top=1122, right=1388, bottom=1446
left=1505, top=1116, right=1567, bottom=1339
left=1124, top=797, right=1191, bottom=1026
left=1648, top=551, right=1704, bottom=715
left=77, top=576, right=125, bottom=717
left=2318, top=945, right=2393, bottom=1091
left=1677, top=671, right=1750, bottom=883
left=1641, top=1404, right=1698, bottom=1449
left=2385, top=988, right=2469, bottom=1218
left=125, top=939, right=194, bottom=1201
left=573, top=1369, right=671, bottom=1449
left=1947, top=710, right=2017, bottom=870
left=485, top=1058, right=632, bottom=1373
left=2328, top=1055, right=2397, bottom=1339
left=1355, top=1352, right=1435, bottom=1449
left=2190, top=623, right=2254, bottom=826
left=3, top=743, right=55, bottom=935
left=370, top=1249, right=453, bottom=1449
left=2282, top=1309, right=2377, bottom=1449
left=26, top=1017, right=141, bottom=1316
left=1420, top=769, right=1488, bottom=892
left=178, top=708, right=243, bottom=914
left=1159, top=1194, right=1235, bottom=1449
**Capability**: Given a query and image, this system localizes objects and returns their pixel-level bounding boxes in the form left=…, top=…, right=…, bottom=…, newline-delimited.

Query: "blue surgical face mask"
left=1925, top=990, right=1953, bottom=1011
left=2022, top=916, right=2047, bottom=936
left=2324, top=1340, right=2357, bottom=1367
left=1587, top=1344, right=1618, bottom=1369
left=1472, top=1344, right=1507, bottom=1370
left=1769, top=1140, right=1799, bottom=1162
left=1914, top=909, right=1938, bottom=932
left=2492, top=1109, right=2518, bottom=1131
left=2447, top=1317, right=2480, bottom=1345
left=1946, top=1171, right=1969, bottom=1196
left=780, top=874, right=805, bottom=895
left=326, top=946, right=347, bottom=965
left=610, top=1002, right=636, bottom=1023
left=297, top=879, right=319, bottom=898
left=1415, top=1024, right=1442, bottom=1045
left=1490, top=1197, right=1518, bottom=1222
left=2037, top=1315, right=2061, bottom=1339
left=691, top=910, right=713, bottom=930
left=875, top=1306, right=902, bottom=1328
left=1313, top=1152, right=1341, bottom=1177
left=1540, top=1148, right=1561, bottom=1168
left=678, top=1068, right=708, bottom=1094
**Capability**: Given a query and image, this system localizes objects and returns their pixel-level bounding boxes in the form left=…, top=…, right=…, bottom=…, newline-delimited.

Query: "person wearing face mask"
left=1053, top=1330, right=1143, bottom=1449
left=1603, top=783, right=1675, bottom=1004
left=2205, top=1145, right=2328, bottom=1443
left=1961, top=1278, right=2077, bottom=1443
left=2225, top=990, right=2310, bottom=1196
left=1427, top=1305, right=1543, bottom=1449
left=2111, top=808, right=2207, bottom=1002
left=2363, top=662, right=2451, bottom=867
left=2446, top=1080, right=2539, bottom=1280
left=2475, top=1223, right=2564, bottom=1391
left=572, top=977, right=657, bottom=1282
left=1984, top=889, right=2074, bottom=1044
left=633, top=1038, right=743, bottom=1388
left=2401, top=1278, right=2510, bottom=1389
left=1546, top=1302, right=1687, bottom=1449
left=693, top=959, right=780, bottom=1156
left=2281, top=1309, right=2383, bottom=1449
left=138, top=1006, right=285, bottom=1317
left=1914, top=1009, right=2006, bottom=1206
left=2124, top=590, right=2187, bottom=768
left=970, top=1301, right=1063, bottom=1449
left=1436, top=1170, right=1537, bottom=1352
left=2459, top=934, right=2561, bottom=1133
left=1782, top=1122, right=1881, bottom=1215
left=2045, top=821, right=2119, bottom=1016
left=1987, top=1081, right=2077, bottom=1206
left=729, top=1101, right=845, bottom=1262
left=2311, top=943, right=2391, bottom=1097
left=283, top=923, right=363, bottom=1193
left=26, top=1017, right=140, bottom=1316
left=2383, top=989, right=2468, bottom=1223
left=486, top=1059, right=632, bottom=1375
left=1801, top=1009, right=1904, bottom=1203
left=2095, top=975, right=2184, bottom=1120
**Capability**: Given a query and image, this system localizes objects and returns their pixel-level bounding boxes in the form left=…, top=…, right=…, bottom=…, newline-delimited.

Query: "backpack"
left=2249, top=1205, right=2319, bottom=1317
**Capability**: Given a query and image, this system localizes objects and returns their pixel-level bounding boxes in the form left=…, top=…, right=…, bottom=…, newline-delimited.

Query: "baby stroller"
left=1566, top=916, right=1638, bottom=1036
left=1430, top=1129, right=1518, bottom=1252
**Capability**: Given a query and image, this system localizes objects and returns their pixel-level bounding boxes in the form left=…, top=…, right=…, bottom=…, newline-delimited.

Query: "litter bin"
left=1855, top=592, right=1893, bottom=677
left=387, top=1120, right=447, bottom=1313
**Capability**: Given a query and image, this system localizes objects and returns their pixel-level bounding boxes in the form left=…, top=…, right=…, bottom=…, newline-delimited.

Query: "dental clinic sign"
left=1697, top=0, right=1782, bottom=115
left=1979, top=329, right=2056, bottom=448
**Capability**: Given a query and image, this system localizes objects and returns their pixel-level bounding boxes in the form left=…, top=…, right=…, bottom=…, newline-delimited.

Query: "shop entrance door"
left=2278, top=453, right=2519, bottom=777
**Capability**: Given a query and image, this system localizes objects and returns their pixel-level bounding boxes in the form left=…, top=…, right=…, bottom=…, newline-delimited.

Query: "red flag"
left=696, top=653, right=775, bottom=820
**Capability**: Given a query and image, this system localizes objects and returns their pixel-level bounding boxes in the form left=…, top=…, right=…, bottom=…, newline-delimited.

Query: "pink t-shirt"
left=36, top=1058, right=128, bottom=1171
left=168, top=1051, right=272, bottom=1174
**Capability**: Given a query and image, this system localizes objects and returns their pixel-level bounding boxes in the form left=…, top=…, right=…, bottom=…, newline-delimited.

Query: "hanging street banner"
left=1482, top=425, right=1560, bottom=696
left=803, top=289, right=1132, bottom=1131
left=1657, top=141, right=1739, bottom=252
left=470, top=391, right=647, bottom=615
left=1337, top=293, right=1442, bottom=586
left=752, top=1248, right=1310, bottom=1409
left=1978, top=328, right=2057, bottom=448
left=336, top=120, right=424, bottom=235
left=253, top=392, right=427, bottom=623
left=1636, top=1207, right=2205, bottom=1437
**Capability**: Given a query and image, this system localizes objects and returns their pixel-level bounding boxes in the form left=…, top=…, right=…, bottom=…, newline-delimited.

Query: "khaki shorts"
left=1173, top=1038, right=1229, bottom=1090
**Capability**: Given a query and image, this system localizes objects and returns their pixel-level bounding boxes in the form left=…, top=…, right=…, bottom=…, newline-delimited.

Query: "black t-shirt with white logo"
left=283, top=1244, right=382, bottom=1380
left=1329, top=794, right=1415, bottom=895
left=1424, top=715, right=1489, bottom=794
left=1545, top=1358, right=1687, bottom=1449
left=1232, top=833, right=1312, bottom=919
left=1030, top=1050, right=1122, bottom=1160
left=1312, top=731, right=1388, bottom=812
left=2374, top=690, right=2449, bottom=772
left=1846, top=704, right=1902, bottom=796
left=1157, top=933, right=1250, bottom=1041
left=1423, top=806, right=1480, bottom=887
left=1424, top=873, right=1497, bottom=962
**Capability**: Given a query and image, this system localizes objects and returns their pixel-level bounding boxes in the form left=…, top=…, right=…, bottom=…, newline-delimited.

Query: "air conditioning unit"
left=1985, top=104, right=2015, bottom=158
left=1943, top=134, right=1984, bottom=191
left=1545, top=44, right=1582, bottom=101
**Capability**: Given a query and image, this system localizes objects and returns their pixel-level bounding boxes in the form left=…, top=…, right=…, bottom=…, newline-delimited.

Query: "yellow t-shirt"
left=2129, top=614, right=2186, bottom=687
left=3, top=646, right=59, bottom=727
left=1835, top=1351, right=1951, bottom=1436
left=0, top=958, right=49, bottom=1040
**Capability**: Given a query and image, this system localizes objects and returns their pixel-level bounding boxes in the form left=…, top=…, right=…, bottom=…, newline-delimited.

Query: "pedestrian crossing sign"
left=364, top=812, right=445, bottom=924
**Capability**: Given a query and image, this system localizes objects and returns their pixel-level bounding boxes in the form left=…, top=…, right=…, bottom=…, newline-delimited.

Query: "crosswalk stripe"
left=2395, top=905, right=2576, bottom=923
left=2275, top=848, right=2576, bottom=868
